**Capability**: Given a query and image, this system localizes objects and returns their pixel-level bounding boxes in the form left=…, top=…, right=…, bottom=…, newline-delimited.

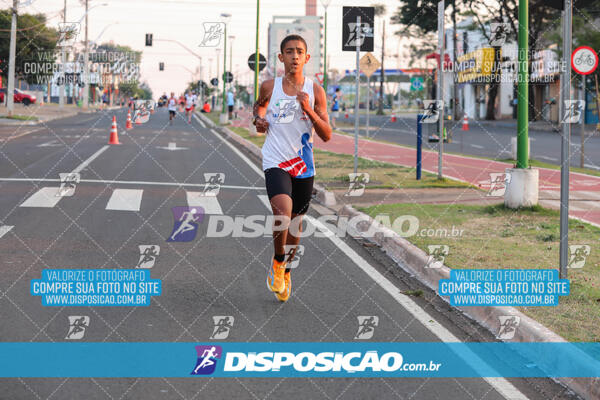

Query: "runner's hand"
left=297, top=91, right=311, bottom=112
left=254, top=117, right=269, bottom=133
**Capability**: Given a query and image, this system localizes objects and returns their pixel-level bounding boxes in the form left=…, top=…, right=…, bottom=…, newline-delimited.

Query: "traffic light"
left=145, top=33, right=153, bottom=46
left=159, top=62, right=164, bottom=71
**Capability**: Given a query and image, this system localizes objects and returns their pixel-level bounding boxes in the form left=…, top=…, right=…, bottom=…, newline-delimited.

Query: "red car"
left=0, top=88, right=37, bottom=105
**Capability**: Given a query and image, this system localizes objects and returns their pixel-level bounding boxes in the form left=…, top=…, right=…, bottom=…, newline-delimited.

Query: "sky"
left=3, top=0, right=412, bottom=97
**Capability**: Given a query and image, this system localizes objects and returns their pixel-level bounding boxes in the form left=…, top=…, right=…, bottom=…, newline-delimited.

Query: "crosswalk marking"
left=105, top=189, right=143, bottom=211
left=20, top=187, right=63, bottom=208
left=186, top=191, right=223, bottom=214
left=0, top=225, right=14, bottom=238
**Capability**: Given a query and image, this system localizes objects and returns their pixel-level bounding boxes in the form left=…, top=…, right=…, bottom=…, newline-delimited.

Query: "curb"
left=337, top=204, right=596, bottom=400
left=197, top=113, right=336, bottom=207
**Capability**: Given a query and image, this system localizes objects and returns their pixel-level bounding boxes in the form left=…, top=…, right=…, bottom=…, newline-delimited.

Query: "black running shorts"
left=264, top=168, right=314, bottom=215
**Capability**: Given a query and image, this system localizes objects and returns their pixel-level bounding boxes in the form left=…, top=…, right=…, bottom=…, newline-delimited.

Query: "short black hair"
left=280, top=34, right=308, bottom=53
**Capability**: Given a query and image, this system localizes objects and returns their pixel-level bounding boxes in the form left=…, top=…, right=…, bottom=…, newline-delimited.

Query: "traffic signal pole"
left=516, top=0, right=529, bottom=169
left=254, top=0, right=260, bottom=101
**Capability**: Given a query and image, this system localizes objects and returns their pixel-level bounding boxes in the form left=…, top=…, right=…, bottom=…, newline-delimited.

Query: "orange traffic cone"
left=135, top=111, right=142, bottom=125
left=126, top=110, right=133, bottom=129
left=462, top=113, right=469, bottom=131
left=108, top=116, right=121, bottom=145
left=390, top=113, right=397, bottom=122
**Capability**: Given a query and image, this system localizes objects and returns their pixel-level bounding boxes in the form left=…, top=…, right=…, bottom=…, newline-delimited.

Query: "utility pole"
left=516, top=0, right=529, bottom=169
left=377, top=19, right=385, bottom=115
left=254, top=0, right=260, bottom=101
left=82, top=0, right=89, bottom=110
left=229, top=36, right=234, bottom=89
left=437, top=1, right=445, bottom=179
left=59, top=0, right=66, bottom=108
left=222, top=27, right=227, bottom=116
left=452, top=0, right=458, bottom=120
left=320, top=0, right=331, bottom=92
left=7, top=0, right=18, bottom=116
left=559, top=1, right=573, bottom=279
left=580, top=75, right=585, bottom=168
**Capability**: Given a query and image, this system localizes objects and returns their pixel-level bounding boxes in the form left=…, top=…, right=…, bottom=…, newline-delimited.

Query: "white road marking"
left=0, top=225, right=14, bottom=238
left=197, top=119, right=206, bottom=128
left=470, top=144, right=484, bottom=149
left=156, top=142, right=188, bottom=151
left=0, top=177, right=265, bottom=190
left=307, top=215, right=528, bottom=400
left=193, top=114, right=264, bottom=177
left=584, top=163, right=600, bottom=170
left=186, top=191, right=223, bottom=214
left=37, top=140, right=62, bottom=147
left=19, top=187, right=62, bottom=208
left=539, top=156, right=558, bottom=162
left=18, top=145, right=109, bottom=208
left=257, top=194, right=271, bottom=210
left=105, top=189, right=143, bottom=211
left=72, top=145, right=109, bottom=174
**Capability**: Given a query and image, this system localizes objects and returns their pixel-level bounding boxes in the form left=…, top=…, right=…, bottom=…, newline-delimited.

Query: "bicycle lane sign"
left=571, top=46, right=598, bottom=75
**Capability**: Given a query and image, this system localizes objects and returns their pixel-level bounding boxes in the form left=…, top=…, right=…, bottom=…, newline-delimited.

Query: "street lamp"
left=320, top=0, right=331, bottom=92
left=220, top=13, right=231, bottom=122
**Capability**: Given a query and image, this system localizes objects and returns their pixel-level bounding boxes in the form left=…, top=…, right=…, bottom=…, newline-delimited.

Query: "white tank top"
left=261, top=76, right=315, bottom=178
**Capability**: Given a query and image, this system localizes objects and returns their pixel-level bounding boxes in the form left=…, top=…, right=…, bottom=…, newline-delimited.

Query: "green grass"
left=0, top=115, right=38, bottom=121
left=358, top=202, right=600, bottom=342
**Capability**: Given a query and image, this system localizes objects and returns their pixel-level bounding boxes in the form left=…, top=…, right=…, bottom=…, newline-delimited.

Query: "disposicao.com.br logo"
left=191, top=347, right=442, bottom=376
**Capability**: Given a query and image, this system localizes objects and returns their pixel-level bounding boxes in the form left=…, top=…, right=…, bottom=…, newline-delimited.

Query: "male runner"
left=253, top=34, right=332, bottom=302
left=167, top=92, right=177, bottom=124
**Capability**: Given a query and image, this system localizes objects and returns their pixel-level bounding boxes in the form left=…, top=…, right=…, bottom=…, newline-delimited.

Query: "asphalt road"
left=0, top=108, right=576, bottom=399
left=339, top=114, right=600, bottom=170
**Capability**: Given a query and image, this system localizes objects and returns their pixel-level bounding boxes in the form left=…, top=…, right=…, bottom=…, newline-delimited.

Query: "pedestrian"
left=227, top=89, right=235, bottom=119
left=253, top=34, right=332, bottom=302
left=330, top=87, right=341, bottom=129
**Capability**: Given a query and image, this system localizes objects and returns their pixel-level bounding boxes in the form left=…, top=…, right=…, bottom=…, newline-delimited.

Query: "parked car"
left=0, top=88, right=37, bottom=106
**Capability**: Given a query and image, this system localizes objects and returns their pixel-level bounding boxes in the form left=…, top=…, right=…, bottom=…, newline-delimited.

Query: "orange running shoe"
left=266, top=258, right=286, bottom=293
left=275, top=271, right=291, bottom=302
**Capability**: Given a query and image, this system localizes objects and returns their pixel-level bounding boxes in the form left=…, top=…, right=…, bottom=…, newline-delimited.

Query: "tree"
left=0, top=10, right=58, bottom=84
left=391, top=0, right=563, bottom=120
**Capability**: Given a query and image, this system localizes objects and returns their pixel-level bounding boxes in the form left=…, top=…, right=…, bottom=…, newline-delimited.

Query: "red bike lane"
left=318, top=132, right=600, bottom=226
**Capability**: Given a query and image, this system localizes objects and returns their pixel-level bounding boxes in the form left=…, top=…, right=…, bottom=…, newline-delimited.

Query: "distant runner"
left=167, top=92, right=177, bottom=124
left=253, top=34, right=332, bottom=302
left=185, top=90, right=197, bottom=123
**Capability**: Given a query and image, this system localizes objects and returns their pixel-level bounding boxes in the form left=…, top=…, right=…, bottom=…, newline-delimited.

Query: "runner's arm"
left=253, top=80, right=274, bottom=133
left=304, top=83, right=331, bottom=142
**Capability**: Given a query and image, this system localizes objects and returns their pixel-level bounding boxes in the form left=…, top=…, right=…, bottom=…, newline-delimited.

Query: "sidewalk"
left=319, top=132, right=600, bottom=227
